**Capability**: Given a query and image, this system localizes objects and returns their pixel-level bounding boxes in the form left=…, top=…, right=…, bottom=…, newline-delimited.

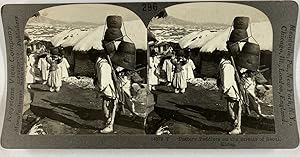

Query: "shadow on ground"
left=153, top=84, right=275, bottom=134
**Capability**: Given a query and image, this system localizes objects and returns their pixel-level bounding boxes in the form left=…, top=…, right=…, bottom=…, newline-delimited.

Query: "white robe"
left=26, top=54, right=36, bottom=84
left=172, top=71, right=187, bottom=89
left=162, top=59, right=174, bottom=82
left=172, top=58, right=187, bottom=89
left=219, top=58, right=240, bottom=100
left=48, top=63, right=62, bottom=88
left=148, top=56, right=160, bottom=85
left=239, top=68, right=259, bottom=99
left=59, top=58, right=70, bottom=79
left=119, top=75, right=132, bottom=98
left=38, top=57, right=50, bottom=81
left=183, top=59, right=196, bottom=80
left=95, top=57, right=116, bottom=99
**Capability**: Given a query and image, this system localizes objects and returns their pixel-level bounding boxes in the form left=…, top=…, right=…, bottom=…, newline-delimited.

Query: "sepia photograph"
left=146, top=2, right=274, bottom=135
left=22, top=4, right=149, bottom=135
left=21, top=2, right=274, bottom=136
left=0, top=0, right=299, bottom=150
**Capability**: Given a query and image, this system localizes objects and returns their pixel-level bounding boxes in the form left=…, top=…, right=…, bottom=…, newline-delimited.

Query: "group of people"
left=146, top=42, right=269, bottom=135
left=148, top=48, right=196, bottom=94
left=23, top=31, right=268, bottom=136
left=96, top=43, right=199, bottom=134
left=25, top=43, right=70, bottom=92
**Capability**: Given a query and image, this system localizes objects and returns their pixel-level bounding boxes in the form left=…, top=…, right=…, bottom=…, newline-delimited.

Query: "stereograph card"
left=0, top=1, right=299, bottom=149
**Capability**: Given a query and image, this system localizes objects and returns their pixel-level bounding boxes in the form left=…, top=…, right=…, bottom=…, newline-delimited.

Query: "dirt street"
left=22, top=82, right=275, bottom=135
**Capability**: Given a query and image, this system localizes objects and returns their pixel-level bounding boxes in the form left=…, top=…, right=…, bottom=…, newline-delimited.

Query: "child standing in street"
left=162, top=55, right=174, bottom=86
left=38, top=54, right=50, bottom=85
left=171, top=54, right=187, bottom=94
left=149, top=51, right=160, bottom=91
left=48, top=55, right=62, bottom=92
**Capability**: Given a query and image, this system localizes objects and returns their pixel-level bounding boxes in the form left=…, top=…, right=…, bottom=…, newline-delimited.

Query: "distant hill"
left=27, top=16, right=100, bottom=26
left=149, top=16, right=229, bottom=30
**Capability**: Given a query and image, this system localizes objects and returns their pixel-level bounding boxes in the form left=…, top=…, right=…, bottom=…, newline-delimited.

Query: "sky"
left=39, top=3, right=270, bottom=25
left=40, top=4, right=140, bottom=24
left=166, top=2, right=270, bottom=24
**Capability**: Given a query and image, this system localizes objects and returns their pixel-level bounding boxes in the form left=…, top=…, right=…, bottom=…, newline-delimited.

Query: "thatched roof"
left=51, top=30, right=72, bottom=47
left=179, top=30, right=218, bottom=49
left=61, top=30, right=89, bottom=48
left=51, top=29, right=89, bottom=47
left=73, top=20, right=147, bottom=51
left=200, top=21, right=273, bottom=53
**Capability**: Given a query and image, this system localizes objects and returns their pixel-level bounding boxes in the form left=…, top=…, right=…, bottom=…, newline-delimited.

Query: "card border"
left=0, top=1, right=299, bottom=149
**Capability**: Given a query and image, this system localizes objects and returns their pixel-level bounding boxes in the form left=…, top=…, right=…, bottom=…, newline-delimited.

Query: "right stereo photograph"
left=146, top=2, right=274, bottom=135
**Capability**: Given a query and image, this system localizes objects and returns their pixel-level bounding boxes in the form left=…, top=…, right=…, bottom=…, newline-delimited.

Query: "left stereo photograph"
left=22, top=4, right=148, bottom=135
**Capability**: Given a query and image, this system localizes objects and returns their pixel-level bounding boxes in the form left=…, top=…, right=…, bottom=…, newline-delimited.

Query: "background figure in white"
left=218, top=58, right=242, bottom=135
left=26, top=48, right=36, bottom=89
left=38, top=55, right=50, bottom=85
left=23, top=40, right=32, bottom=113
left=165, top=46, right=173, bottom=54
left=171, top=56, right=187, bottom=94
left=95, top=56, right=117, bottom=134
left=162, top=56, right=174, bottom=86
left=149, top=53, right=160, bottom=91
left=38, top=45, right=46, bottom=53
left=183, top=57, right=196, bottom=81
left=48, top=55, right=62, bottom=92
left=59, top=56, right=70, bottom=80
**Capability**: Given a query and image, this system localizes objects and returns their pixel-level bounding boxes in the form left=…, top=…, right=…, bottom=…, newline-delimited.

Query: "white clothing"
left=119, top=75, right=132, bottom=98
left=219, top=58, right=240, bottom=100
left=166, top=47, right=173, bottom=54
left=48, top=67, right=62, bottom=88
left=59, top=58, right=70, bottom=79
left=183, top=59, right=196, bottom=80
left=148, top=56, right=160, bottom=85
left=38, top=57, right=50, bottom=81
left=240, top=68, right=260, bottom=100
left=26, top=54, right=36, bottom=84
left=95, top=57, right=116, bottom=99
left=162, top=59, right=174, bottom=82
left=241, top=75, right=256, bottom=97
left=172, top=71, right=187, bottom=89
